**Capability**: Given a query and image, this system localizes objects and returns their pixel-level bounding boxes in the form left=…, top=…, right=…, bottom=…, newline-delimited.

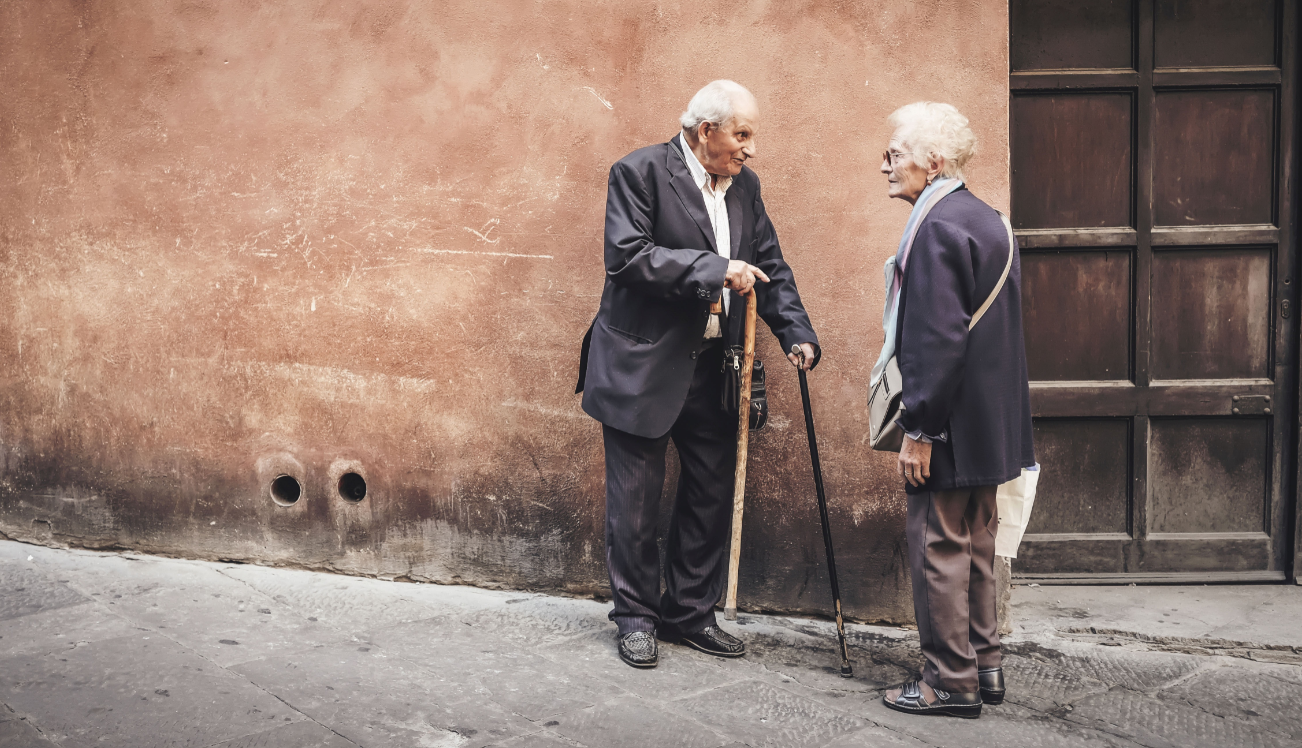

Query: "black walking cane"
left=792, top=345, right=853, bottom=678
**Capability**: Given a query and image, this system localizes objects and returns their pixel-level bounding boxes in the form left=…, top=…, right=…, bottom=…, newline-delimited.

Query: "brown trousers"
left=906, top=485, right=1002, bottom=693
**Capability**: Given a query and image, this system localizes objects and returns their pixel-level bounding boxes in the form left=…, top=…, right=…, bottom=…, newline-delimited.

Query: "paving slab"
left=0, top=560, right=92, bottom=620
left=1015, top=639, right=1207, bottom=691
left=547, top=693, right=732, bottom=748
left=0, top=633, right=303, bottom=748
left=1068, top=687, right=1297, bottom=748
left=218, top=564, right=453, bottom=632
left=0, top=715, right=59, bottom=747
left=204, top=719, right=360, bottom=747
left=47, top=554, right=353, bottom=668
left=364, top=618, right=619, bottom=722
left=0, top=598, right=142, bottom=659
left=1013, top=583, right=1302, bottom=651
left=672, top=679, right=869, bottom=748
left=1158, top=661, right=1302, bottom=742
left=488, top=730, right=586, bottom=747
left=231, top=643, right=536, bottom=748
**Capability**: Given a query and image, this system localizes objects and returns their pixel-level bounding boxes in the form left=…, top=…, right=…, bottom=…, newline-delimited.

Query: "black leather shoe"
left=883, top=680, right=982, bottom=719
left=618, top=631, right=658, bottom=669
left=661, top=625, right=745, bottom=658
left=978, top=667, right=1005, bottom=705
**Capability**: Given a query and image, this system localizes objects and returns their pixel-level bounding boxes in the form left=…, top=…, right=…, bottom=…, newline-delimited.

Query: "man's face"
left=699, top=99, right=759, bottom=177
left=881, top=131, right=930, bottom=204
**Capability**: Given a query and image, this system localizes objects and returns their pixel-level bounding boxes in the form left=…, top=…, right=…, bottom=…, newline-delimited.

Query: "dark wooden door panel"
left=1010, top=0, right=1296, bottom=582
left=1138, top=536, right=1273, bottom=572
left=1154, top=0, right=1279, bottom=68
left=1012, top=93, right=1134, bottom=229
left=1023, top=250, right=1133, bottom=381
left=1011, top=0, right=1135, bottom=71
left=1017, top=538, right=1128, bottom=574
left=1152, top=89, right=1276, bottom=226
left=1150, top=248, right=1273, bottom=380
left=1026, top=419, right=1131, bottom=534
left=1148, top=417, right=1270, bottom=533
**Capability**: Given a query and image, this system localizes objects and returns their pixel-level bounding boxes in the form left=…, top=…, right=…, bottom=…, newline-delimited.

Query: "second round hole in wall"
left=338, top=472, right=367, bottom=502
left=270, top=475, right=302, bottom=506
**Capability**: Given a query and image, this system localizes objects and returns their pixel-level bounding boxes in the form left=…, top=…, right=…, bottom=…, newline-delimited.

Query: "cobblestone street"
left=1, top=539, right=1299, bottom=748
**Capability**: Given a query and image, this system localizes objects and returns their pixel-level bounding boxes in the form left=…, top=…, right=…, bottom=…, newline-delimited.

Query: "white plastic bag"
left=995, top=463, right=1040, bottom=559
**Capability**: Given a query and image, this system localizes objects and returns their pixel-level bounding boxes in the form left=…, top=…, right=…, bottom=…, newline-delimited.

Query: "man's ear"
left=697, top=121, right=713, bottom=141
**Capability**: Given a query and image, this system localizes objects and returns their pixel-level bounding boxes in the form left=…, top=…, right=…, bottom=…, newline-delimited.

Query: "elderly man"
left=575, top=80, right=820, bottom=669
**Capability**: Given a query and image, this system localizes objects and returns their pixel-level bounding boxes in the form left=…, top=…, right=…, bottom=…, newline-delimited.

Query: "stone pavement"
left=1, top=540, right=1300, bottom=748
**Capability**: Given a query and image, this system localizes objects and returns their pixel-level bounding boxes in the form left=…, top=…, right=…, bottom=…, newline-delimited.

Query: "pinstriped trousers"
left=907, top=485, right=1002, bottom=693
left=602, top=341, right=736, bottom=636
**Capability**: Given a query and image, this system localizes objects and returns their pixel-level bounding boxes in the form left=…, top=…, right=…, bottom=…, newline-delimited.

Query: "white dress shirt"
left=678, top=133, right=731, bottom=339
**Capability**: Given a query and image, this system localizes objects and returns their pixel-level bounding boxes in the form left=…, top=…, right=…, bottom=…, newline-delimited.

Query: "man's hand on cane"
left=898, top=436, right=932, bottom=487
left=787, top=343, right=816, bottom=371
left=725, top=260, right=769, bottom=295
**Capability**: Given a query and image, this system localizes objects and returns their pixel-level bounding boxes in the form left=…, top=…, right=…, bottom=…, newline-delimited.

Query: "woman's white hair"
left=888, top=102, right=978, bottom=182
left=680, top=80, right=754, bottom=134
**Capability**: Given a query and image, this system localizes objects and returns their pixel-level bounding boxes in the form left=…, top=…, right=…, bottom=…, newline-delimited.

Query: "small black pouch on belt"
left=721, top=347, right=767, bottom=431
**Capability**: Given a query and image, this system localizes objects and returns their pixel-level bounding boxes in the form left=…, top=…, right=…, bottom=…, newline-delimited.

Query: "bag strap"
left=969, top=210, right=1015, bottom=331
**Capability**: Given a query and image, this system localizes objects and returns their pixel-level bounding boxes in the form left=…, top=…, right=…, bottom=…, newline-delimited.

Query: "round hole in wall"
left=338, top=472, right=367, bottom=502
left=270, top=475, right=302, bottom=506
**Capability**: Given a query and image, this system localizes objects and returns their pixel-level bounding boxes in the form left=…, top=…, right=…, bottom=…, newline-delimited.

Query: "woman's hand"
left=898, top=435, right=932, bottom=487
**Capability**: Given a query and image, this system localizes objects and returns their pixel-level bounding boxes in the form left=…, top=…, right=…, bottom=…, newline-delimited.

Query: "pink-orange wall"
left=0, top=0, right=1009, bottom=622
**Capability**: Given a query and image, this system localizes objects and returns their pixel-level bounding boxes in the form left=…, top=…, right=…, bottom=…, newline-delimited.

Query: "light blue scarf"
left=870, top=177, right=964, bottom=385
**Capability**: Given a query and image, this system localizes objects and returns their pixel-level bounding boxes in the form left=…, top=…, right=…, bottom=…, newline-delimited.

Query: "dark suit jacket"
left=576, top=136, right=819, bottom=439
left=895, top=188, right=1035, bottom=494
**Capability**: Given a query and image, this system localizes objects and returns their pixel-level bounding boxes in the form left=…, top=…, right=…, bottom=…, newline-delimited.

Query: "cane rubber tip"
left=723, top=607, right=738, bottom=621
left=840, top=666, right=854, bottom=678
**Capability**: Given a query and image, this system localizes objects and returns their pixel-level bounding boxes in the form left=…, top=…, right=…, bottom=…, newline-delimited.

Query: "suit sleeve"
left=750, top=181, right=821, bottom=366
left=895, top=214, right=976, bottom=437
left=604, top=160, right=728, bottom=301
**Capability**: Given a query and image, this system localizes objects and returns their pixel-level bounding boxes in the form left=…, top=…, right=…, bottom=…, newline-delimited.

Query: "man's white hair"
left=888, top=102, right=978, bottom=182
left=680, top=80, right=755, bottom=134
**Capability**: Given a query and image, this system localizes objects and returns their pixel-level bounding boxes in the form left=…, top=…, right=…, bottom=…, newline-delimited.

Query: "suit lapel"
left=665, top=138, right=717, bottom=253
left=726, top=186, right=743, bottom=260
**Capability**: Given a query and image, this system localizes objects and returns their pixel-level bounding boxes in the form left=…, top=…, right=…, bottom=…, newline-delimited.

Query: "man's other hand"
left=724, top=260, right=770, bottom=295
left=787, top=343, right=816, bottom=371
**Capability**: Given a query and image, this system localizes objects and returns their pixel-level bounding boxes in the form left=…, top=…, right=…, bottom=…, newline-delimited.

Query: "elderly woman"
left=874, top=102, right=1035, bottom=719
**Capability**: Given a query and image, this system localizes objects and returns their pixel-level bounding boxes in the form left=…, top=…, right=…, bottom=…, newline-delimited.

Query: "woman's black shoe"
left=883, top=680, right=982, bottom=719
left=618, top=631, right=658, bottom=668
left=978, top=667, right=1005, bottom=705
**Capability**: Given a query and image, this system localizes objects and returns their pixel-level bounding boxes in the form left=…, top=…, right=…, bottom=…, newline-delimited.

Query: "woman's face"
left=881, top=132, right=932, bottom=205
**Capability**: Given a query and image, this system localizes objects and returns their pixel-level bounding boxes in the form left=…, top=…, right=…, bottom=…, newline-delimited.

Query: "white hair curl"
left=888, top=102, right=978, bottom=182
left=680, top=80, right=755, bottom=135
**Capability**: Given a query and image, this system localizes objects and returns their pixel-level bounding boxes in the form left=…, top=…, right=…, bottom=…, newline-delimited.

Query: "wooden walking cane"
left=723, top=289, right=758, bottom=621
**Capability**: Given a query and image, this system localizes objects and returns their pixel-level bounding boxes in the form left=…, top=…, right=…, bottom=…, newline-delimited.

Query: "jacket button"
left=690, top=352, right=698, bottom=360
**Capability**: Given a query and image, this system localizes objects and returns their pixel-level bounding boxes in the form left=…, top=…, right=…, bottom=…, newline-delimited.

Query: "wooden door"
left=1010, top=0, right=1298, bottom=581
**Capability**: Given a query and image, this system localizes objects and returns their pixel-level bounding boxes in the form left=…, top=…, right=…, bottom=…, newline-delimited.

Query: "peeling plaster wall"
left=0, top=0, right=1009, bottom=623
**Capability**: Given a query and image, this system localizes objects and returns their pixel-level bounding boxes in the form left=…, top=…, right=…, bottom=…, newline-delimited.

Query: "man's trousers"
left=602, top=341, right=735, bottom=636
left=907, top=485, right=1002, bottom=693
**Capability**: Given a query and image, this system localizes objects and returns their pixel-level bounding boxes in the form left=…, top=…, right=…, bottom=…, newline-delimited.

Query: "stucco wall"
left=0, top=0, right=1009, bottom=623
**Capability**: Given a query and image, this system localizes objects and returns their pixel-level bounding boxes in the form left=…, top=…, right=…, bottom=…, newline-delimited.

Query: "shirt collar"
left=677, top=133, right=731, bottom=194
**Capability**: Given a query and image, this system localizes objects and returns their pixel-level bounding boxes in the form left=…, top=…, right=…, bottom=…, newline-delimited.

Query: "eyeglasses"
left=883, top=150, right=917, bottom=167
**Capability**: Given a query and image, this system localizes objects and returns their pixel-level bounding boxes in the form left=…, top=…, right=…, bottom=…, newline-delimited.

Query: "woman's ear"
left=926, top=155, right=946, bottom=183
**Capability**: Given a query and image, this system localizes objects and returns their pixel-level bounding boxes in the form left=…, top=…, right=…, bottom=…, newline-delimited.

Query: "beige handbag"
left=868, top=211, right=1016, bottom=452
